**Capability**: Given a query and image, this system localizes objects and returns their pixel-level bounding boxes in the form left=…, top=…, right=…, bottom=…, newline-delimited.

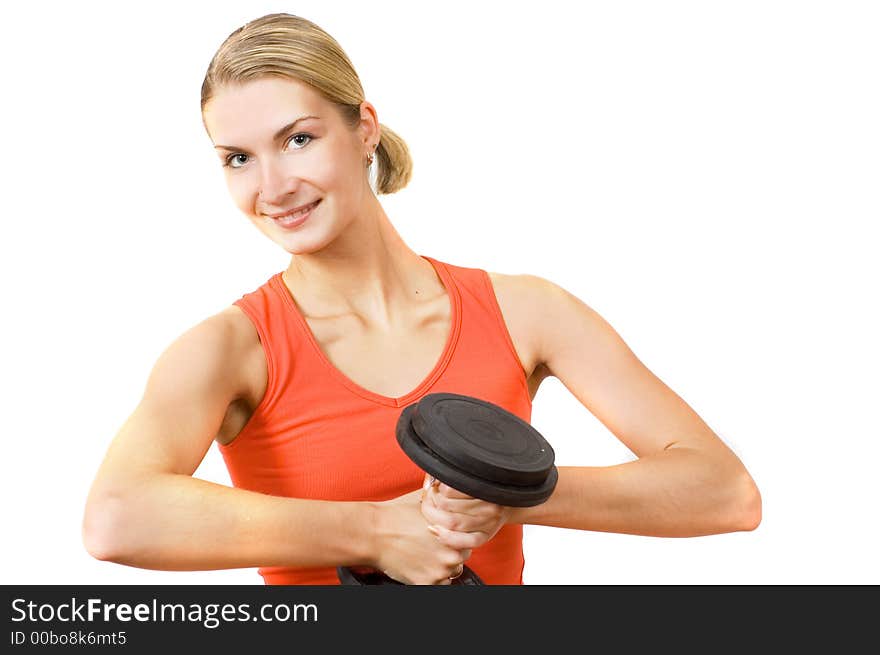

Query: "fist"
left=420, top=474, right=511, bottom=550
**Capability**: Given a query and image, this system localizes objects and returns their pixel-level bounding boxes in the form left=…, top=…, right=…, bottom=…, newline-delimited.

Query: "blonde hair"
left=201, top=13, right=412, bottom=195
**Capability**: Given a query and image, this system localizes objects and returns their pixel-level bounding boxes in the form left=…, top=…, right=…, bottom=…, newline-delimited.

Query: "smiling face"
left=202, top=76, right=378, bottom=254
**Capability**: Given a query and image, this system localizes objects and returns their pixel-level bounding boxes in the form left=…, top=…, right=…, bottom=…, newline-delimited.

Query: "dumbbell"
left=337, top=392, right=558, bottom=585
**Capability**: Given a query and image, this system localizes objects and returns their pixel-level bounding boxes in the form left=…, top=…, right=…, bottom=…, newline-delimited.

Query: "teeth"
left=275, top=201, right=318, bottom=223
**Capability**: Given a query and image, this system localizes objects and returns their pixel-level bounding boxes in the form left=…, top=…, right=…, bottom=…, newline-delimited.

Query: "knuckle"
left=479, top=503, right=498, bottom=517
left=433, top=514, right=453, bottom=531
left=443, top=553, right=462, bottom=568
left=443, top=511, right=461, bottom=529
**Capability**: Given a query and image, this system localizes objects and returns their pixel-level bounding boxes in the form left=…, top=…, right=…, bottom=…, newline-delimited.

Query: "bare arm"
left=423, top=275, right=761, bottom=549
left=82, top=309, right=377, bottom=571
left=508, top=275, right=762, bottom=536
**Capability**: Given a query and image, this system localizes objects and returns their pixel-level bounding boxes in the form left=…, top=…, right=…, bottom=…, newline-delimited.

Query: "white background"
left=1, top=0, right=877, bottom=585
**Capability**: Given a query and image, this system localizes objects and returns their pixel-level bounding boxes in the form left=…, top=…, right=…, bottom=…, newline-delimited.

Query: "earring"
left=366, top=144, right=377, bottom=167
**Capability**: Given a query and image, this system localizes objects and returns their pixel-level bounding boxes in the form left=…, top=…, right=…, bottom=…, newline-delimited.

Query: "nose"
left=257, top=156, right=298, bottom=207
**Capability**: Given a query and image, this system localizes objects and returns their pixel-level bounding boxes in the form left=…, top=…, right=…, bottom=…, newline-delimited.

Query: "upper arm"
left=525, top=275, right=727, bottom=458
left=89, top=308, right=251, bottom=491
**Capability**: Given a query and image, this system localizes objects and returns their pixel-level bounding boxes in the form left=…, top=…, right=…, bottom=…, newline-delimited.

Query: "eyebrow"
left=213, top=115, right=321, bottom=152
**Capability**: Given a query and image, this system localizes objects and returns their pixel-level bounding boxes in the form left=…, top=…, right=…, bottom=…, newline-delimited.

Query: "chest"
left=306, top=298, right=453, bottom=400
left=216, top=272, right=545, bottom=446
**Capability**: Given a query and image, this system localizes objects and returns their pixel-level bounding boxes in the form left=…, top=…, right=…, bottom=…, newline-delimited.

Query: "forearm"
left=509, top=447, right=761, bottom=537
left=83, top=474, right=377, bottom=571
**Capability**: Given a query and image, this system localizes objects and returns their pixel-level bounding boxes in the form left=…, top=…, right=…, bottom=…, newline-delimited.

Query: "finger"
left=426, top=487, right=500, bottom=517
left=420, top=497, right=451, bottom=526
left=427, top=524, right=486, bottom=550
left=425, top=484, right=473, bottom=509
left=420, top=474, right=434, bottom=502
left=434, top=482, right=473, bottom=499
left=422, top=500, right=501, bottom=535
left=449, top=563, right=465, bottom=580
left=422, top=501, right=472, bottom=532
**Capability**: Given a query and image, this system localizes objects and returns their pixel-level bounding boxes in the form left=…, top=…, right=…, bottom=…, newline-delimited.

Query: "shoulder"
left=484, top=271, right=569, bottom=376
left=191, top=305, right=267, bottom=406
left=192, top=304, right=258, bottom=353
left=486, top=270, right=557, bottom=299
left=486, top=270, right=578, bottom=318
left=486, top=271, right=603, bottom=367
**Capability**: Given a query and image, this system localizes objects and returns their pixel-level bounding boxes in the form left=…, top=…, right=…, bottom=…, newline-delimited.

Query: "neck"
left=283, top=199, right=439, bottom=328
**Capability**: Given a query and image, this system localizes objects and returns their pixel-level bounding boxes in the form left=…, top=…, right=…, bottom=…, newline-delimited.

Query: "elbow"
left=82, top=492, right=131, bottom=563
left=730, top=471, right=762, bottom=532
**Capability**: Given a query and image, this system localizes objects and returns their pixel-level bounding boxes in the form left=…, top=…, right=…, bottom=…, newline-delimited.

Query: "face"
left=202, top=77, right=377, bottom=254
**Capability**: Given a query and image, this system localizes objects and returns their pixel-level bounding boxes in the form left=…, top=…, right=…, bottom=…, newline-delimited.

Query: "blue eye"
left=222, top=133, right=313, bottom=169
left=224, top=153, right=249, bottom=169
left=286, top=133, right=314, bottom=149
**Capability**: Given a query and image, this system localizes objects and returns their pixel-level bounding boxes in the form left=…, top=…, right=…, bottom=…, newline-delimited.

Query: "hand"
left=420, top=474, right=511, bottom=551
left=372, top=486, right=472, bottom=585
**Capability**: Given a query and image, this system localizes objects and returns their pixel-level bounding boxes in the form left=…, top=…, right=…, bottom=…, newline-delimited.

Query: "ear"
left=357, top=100, right=381, bottom=148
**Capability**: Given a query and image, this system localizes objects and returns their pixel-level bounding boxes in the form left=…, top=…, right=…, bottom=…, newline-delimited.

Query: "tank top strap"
left=425, top=258, right=531, bottom=411
left=231, top=272, right=320, bottom=418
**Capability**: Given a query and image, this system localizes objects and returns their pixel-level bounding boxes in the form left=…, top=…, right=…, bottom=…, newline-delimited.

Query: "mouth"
left=266, top=199, right=321, bottom=227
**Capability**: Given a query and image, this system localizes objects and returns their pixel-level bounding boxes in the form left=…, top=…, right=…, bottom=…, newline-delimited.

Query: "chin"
left=273, top=234, right=333, bottom=257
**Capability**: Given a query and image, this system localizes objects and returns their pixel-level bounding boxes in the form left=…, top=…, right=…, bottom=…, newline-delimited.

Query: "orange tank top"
left=218, top=255, right=532, bottom=584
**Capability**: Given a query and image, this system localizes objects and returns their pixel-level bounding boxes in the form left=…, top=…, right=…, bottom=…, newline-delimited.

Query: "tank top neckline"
left=269, top=255, right=463, bottom=408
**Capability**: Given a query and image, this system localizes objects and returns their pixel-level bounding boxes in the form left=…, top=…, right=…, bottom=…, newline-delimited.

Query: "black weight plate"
left=411, top=393, right=555, bottom=487
left=336, top=565, right=484, bottom=586
left=337, top=566, right=403, bottom=585
left=396, top=405, right=558, bottom=507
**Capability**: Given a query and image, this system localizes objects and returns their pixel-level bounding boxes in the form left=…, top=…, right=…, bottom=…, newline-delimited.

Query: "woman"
left=83, top=13, right=761, bottom=585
